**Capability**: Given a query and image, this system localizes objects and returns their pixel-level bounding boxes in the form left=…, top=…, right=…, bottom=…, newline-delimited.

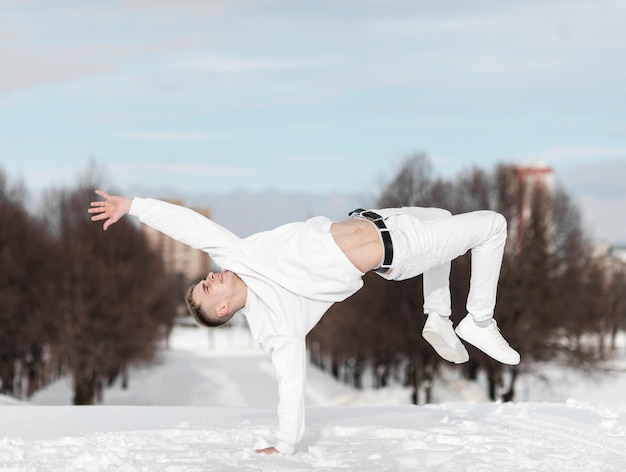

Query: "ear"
left=215, top=303, right=230, bottom=318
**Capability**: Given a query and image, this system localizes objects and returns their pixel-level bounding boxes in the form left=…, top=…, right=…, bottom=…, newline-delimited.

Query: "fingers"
left=88, top=203, right=106, bottom=214
left=89, top=212, right=112, bottom=231
left=94, top=189, right=110, bottom=200
left=89, top=192, right=108, bottom=213
left=88, top=202, right=108, bottom=219
left=89, top=190, right=114, bottom=231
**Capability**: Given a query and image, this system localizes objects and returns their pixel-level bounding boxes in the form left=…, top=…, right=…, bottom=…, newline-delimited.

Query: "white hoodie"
left=129, top=197, right=364, bottom=454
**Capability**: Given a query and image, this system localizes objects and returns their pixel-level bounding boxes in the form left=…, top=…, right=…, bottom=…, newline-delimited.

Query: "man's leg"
left=416, top=210, right=518, bottom=365
left=389, top=209, right=519, bottom=365
left=394, top=207, right=453, bottom=316
left=395, top=208, right=469, bottom=363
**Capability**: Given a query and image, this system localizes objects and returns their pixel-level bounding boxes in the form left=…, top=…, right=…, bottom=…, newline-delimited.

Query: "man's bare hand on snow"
left=255, top=447, right=281, bottom=455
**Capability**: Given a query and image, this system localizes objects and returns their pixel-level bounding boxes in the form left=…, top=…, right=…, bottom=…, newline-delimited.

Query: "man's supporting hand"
left=88, top=190, right=132, bottom=231
left=255, top=447, right=281, bottom=455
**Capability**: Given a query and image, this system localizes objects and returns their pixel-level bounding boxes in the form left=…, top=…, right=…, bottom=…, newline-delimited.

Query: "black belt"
left=349, top=208, right=393, bottom=273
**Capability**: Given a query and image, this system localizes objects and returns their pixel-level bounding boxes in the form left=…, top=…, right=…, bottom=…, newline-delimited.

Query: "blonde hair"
left=184, top=283, right=228, bottom=328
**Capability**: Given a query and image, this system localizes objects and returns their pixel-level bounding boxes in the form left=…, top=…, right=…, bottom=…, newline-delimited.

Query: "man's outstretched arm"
left=90, top=190, right=240, bottom=268
left=89, top=190, right=131, bottom=230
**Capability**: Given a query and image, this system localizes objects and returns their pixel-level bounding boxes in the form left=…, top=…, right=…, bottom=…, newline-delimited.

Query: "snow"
left=2, top=325, right=626, bottom=471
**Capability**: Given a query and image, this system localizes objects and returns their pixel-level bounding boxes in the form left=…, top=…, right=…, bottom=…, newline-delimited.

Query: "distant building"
left=141, top=200, right=212, bottom=282
left=594, top=243, right=626, bottom=268
left=592, top=243, right=626, bottom=289
left=610, top=245, right=626, bottom=264
left=511, top=163, right=555, bottom=253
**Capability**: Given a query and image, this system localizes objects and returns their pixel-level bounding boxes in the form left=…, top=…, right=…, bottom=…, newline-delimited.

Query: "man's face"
left=191, top=270, right=238, bottom=317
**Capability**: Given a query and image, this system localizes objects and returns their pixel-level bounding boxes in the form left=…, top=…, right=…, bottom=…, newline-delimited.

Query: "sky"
left=1, top=0, right=625, bottom=243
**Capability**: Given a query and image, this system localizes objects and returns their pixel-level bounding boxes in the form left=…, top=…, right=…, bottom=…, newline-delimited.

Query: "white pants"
left=374, top=207, right=507, bottom=323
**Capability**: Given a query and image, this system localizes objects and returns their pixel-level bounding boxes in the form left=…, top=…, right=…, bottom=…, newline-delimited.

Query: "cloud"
left=0, top=41, right=112, bottom=94
left=553, top=157, right=626, bottom=243
left=372, top=0, right=626, bottom=50
left=113, top=161, right=255, bottom=179
left=576, top=194, right=626, bottom=245
left=0, top=2, right=216, bottom=95
left=274, top=154, right=319, bottom=165
left=556, top=158, right=626, bottom=198
left=522, top=146, right=626, bottom=164
left=4, top=0, right=626, bottom=99
left=118, top=131, right=227, bottom=141
left=117, top=0, right=252, bottom=16
left=364, top=0, right=626, bottom=88
left=179, top=52, right=342, bottom=77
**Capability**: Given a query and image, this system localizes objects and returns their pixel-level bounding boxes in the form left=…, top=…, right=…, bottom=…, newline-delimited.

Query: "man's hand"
left=255, top=447, right=281, bottom=455
left=88, top=190, right=132, bottom=231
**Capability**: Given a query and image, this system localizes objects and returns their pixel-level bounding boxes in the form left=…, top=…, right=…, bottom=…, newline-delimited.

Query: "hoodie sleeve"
left=269, top=337, right=307, bottom=455
left=128, top=197, right=239, bottom=262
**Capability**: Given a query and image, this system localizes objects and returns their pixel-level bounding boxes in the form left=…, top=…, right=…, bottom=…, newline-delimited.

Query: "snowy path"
left=108, top=350, right=280, bottom=407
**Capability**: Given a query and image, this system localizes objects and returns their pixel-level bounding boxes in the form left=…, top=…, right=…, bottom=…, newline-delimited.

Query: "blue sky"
left=1, top=0, right=625, bottom=242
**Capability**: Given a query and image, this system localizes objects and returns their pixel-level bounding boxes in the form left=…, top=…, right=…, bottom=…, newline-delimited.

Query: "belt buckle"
left=360, top=210, right=382, bottom=222
left=348, top=208, right=366, bottom=218
left=349, top=208, right=383, bottom=223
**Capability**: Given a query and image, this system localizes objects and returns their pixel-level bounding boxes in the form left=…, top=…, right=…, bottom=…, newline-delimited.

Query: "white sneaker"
left=422, top=314, right=469, bottom=364
left=455, top=315, right=520, bottom=365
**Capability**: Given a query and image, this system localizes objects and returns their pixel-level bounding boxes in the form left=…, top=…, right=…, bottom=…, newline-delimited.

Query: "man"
left=89, top=189, right=519, bottom=455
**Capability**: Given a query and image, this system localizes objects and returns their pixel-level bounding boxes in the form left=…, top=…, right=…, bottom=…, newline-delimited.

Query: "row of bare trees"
left=309, top=154, right=625, bottom=403
left=0, top=169, right=180, bottom=404
left=3, top=156, right=623, bottom=405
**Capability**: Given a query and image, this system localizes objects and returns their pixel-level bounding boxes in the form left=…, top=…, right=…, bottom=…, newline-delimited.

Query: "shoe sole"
left=422, top=329, right=469, bottom=364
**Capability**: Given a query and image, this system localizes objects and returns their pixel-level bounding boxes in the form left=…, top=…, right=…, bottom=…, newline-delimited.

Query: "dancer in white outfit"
left=89, top=190, right=519, bottom=455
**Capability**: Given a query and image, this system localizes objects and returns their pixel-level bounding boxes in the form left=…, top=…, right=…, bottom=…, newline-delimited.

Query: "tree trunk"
left=501, top=368, right=517, bottom=402
left=0, top=357, right=15, bottom=396
left=353, top=360, right=363, bottom=390
left=72, top=368, right=97, bottom=405
left=331, top=358, right=340, bottom=380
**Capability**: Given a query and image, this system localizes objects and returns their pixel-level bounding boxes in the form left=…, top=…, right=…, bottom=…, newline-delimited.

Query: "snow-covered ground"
left=1, top=324, right=626, bottom=471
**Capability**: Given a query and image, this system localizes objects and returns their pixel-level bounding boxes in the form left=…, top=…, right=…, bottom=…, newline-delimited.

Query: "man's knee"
left=435, top=208, right=452, bottom=219
left=493, top=211, right=507, bottom=231
left=482, top=211, right=507, bottom=237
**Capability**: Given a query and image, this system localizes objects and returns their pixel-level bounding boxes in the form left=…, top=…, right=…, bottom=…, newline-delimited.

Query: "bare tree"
left=45, top=185, right=178, bottom=404
left=378, top=153, right=434, bottom=208
left=0, top=169, right=61, bottom=398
